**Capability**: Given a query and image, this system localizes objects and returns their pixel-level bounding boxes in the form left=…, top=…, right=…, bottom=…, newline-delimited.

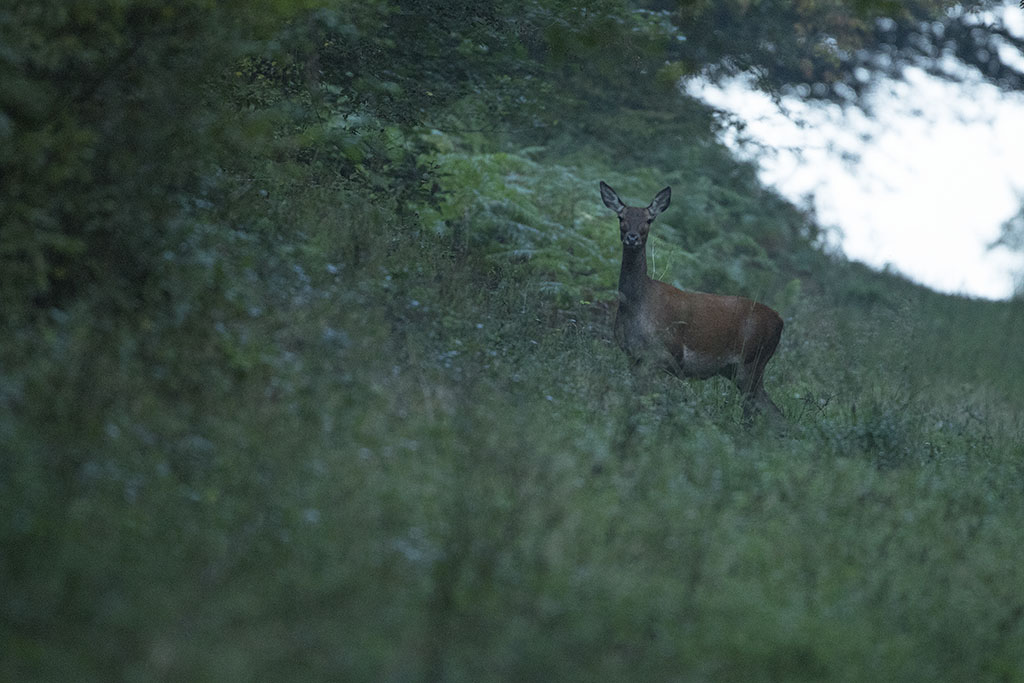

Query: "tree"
left=0, top=1, right=305, bottom=316
left=991, top=200, right=1024, bottom=297
left=667, top=0, right=1024, bottom=105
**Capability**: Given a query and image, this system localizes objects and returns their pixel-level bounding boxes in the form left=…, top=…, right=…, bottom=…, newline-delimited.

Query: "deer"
left=600, top=181, right=784, bottom=421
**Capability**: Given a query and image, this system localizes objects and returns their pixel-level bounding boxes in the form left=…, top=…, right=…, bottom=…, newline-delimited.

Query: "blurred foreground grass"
left=4, top=158, right=1024, bottom=681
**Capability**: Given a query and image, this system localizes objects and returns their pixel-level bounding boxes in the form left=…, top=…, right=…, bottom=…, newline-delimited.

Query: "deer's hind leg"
left=734, top=342, right=783, bottom=423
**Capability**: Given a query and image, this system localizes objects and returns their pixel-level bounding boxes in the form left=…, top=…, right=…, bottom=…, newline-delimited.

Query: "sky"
left=686, top=4, right=1024, bottom=300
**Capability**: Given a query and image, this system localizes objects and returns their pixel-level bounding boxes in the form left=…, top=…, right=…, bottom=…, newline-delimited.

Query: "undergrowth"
left=4, top=3, right=1024, bottom=671
left=4, top=147, right=1024, bottom=681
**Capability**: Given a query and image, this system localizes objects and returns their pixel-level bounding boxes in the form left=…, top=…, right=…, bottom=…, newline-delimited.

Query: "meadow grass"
left=3, top=157, right=1024, bottom=682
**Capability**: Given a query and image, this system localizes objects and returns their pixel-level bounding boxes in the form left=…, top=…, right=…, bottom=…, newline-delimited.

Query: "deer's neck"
left=618, top=244, right=648, bottom=307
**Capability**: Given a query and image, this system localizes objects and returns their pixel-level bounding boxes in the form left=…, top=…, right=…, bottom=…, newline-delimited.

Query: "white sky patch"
left=686, top=10, right=1024, bottom=299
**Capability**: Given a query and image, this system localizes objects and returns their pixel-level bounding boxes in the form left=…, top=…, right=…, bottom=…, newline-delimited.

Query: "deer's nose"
left=622, top=232, right=641, bottom=246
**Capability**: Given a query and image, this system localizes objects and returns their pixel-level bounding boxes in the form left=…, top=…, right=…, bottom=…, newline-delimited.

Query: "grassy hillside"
left=5, top=137, right=1024, bottom=681
left=4, top=4, right=1024, bottom=681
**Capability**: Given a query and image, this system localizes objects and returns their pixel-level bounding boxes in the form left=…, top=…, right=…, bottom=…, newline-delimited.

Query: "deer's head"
left=599, top=181, right=671, bottom=247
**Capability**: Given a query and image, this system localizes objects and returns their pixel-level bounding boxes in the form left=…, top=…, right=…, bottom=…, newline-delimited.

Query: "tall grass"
left=4, top=150, right=1024, bottom=682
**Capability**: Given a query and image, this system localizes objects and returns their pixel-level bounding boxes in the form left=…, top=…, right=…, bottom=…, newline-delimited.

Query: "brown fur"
left=601, top=181, right=784, bottom=420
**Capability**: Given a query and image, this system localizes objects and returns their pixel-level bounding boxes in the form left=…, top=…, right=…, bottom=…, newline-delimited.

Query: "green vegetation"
left=3, top=1, right=1024, bottom=680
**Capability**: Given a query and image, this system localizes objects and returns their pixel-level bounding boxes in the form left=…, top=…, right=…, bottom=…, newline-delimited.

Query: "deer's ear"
left=647, top=186, right=671, bottom=217
left=600, top=181, right=625, bottom=215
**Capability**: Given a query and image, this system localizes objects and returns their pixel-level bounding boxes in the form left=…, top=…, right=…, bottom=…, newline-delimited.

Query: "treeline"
left=5, top=0, right=1013, bottom=320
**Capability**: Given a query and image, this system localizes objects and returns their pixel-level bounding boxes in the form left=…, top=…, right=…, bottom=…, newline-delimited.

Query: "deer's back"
left=616, top=278, right=782, bottom=375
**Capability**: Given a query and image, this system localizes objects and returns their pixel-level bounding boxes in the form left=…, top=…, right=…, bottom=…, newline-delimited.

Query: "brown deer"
left=600, top=181, right=784, bottom=420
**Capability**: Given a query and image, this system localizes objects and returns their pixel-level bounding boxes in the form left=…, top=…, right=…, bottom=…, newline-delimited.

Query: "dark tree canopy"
left=3, top=0, right=1024, bottom=313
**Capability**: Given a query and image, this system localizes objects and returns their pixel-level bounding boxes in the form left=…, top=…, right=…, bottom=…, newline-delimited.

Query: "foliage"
left=670, top=1, right=1024, bottom=104
left=4, top=1, right=1024, bottom=681
left=6, top=155, right=1024, bottom=678
left=0, top=0, right=314, bottom=314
